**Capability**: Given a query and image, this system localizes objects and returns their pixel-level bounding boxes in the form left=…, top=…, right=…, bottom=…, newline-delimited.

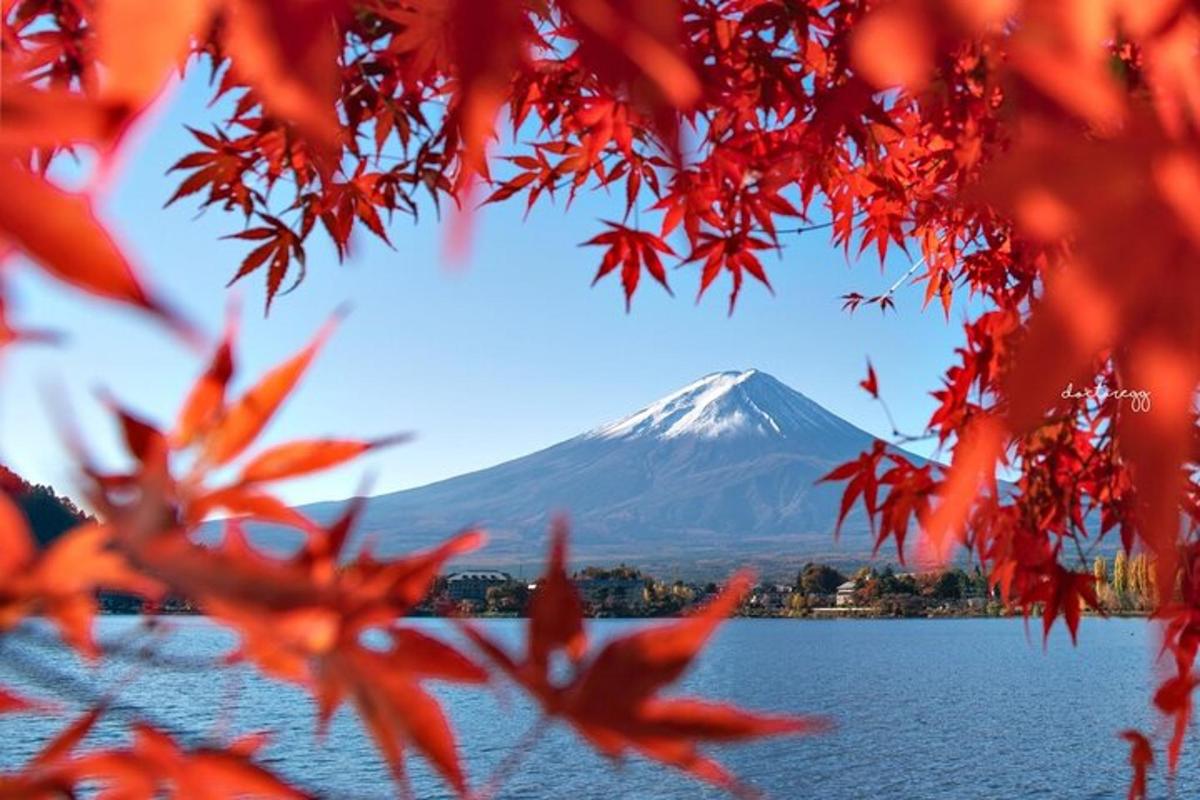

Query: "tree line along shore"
left=98, top=553, right=1161, bottom=619
left=8, top=462, right=1152, bottom=621
left=417, top=552, right=1159, bottom=620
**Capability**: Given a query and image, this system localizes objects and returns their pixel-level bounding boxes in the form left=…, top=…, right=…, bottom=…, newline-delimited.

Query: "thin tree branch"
left=0, top=630, right=361, bottom=800
left=470, top=714, right=551, bottom=800
left=785, top=220, right=835, bottom=234
left=882, top=254, right=928, bottom=298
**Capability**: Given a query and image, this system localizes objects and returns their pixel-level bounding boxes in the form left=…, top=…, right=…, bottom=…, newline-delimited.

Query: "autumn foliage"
left=0, top=314, right=825, bottom=797
left=4, top=0, right=1200, bottom=796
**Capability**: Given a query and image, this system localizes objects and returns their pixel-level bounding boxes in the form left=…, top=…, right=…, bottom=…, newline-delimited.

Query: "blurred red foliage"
left=5, top=0, right=1200, bottom=795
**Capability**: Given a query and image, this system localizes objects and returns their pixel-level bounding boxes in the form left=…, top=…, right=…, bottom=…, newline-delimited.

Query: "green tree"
left=878, top=568, right=917, bottom=596
left=932, top=570, right=965, bottom=600
left=0, top=466, right=89, bottom=547
left=797, top=563, right=847, bottom=596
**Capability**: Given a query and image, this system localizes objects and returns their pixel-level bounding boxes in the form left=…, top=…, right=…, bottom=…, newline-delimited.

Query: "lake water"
left=0, top=616, right=1191, bottom=799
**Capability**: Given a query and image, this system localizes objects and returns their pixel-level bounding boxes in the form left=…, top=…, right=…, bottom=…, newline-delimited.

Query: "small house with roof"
left=835, top=580, right=857, bottom=607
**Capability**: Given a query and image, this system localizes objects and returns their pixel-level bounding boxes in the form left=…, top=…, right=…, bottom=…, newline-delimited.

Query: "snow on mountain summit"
left=589, top=369, right=863, bottom=441
left=271, top=367, right=896, bottom=570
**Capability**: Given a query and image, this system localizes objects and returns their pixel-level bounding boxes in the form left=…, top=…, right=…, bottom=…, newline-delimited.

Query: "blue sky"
left=2, top=73, right=971, bottom=506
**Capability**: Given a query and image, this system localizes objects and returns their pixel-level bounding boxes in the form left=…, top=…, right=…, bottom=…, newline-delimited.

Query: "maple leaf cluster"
left=6, top=0, right=1200, bottom=797
left=0, top=318, right=820, bottom=797
left=808, top=4, right=1200, bottom=792
left=0, top=2, right=826, bottom=793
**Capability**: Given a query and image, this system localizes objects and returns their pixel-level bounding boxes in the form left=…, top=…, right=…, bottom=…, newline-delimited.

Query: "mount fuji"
left=280, top=369, right=899, bottom=577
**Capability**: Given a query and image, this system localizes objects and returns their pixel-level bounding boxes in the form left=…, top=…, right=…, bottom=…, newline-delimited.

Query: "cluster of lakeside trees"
left=100, top=554, right=1162, bottom=620
left=428, top=555, right=1172, bottom=620
left=1092, top=552, right=1159, bottom=613
left=0, top=465, right=89, bottom=547
left=416, top=561, right=1003, bottom=619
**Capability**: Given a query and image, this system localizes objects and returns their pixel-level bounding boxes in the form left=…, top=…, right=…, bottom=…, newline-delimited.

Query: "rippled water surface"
left=0, top=617, right=1188, bottom=799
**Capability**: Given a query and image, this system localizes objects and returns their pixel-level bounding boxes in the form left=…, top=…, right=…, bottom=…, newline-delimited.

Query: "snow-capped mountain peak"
left=589, top=369, right=861, bottom=441
left=271, top=368, right=895, bottom=570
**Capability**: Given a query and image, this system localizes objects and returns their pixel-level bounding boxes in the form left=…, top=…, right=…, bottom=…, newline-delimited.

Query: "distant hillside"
left=0, top=466, right=88, bottom=546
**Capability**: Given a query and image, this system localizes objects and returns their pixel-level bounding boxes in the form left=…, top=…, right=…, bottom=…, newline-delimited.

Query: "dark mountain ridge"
left=0, top=465, right=88, bottom=547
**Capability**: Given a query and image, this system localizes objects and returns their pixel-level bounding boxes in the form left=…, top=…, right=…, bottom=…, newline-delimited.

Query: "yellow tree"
left=1093, top=557, right=1110, bottom=610
left=1113, top=551, right=1130, bottom=609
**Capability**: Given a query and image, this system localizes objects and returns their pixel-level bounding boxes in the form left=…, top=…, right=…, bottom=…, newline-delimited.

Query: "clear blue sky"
left=2, top=73, right=971, bottom=506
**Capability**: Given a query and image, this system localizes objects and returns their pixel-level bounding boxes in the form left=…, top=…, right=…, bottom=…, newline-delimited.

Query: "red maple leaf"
left=464, top=520, right=829, bottom=796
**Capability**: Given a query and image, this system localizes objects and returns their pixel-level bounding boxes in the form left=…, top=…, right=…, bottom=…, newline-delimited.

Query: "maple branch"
left=470, top=714, right=551, bottom=800
left=874, top=393, right=904, bottom=440
left=0, top=632, right=183, bottom=734
left=782, top=211, right=868, bottom=237
left=1065, top=425, right=1118, bottom=565
left=882, top=255, right=928, bottom=299
left=11, top=622, right=223, bottom=673
left=864, top=389, right=937, bottom=448
left=784, top=220, right=835, bottom=234
left=1070, top=529, right=1091, bottom=572
left=0, top=627, right=345, bottom=799
left=841, top=254, right=929, bottom=315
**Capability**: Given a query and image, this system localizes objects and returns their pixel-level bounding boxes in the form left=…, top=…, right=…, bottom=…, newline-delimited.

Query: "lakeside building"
left=446, top=571, right=513, bottom=602
left=575, top=576, right=647, bottom=608
left=835, top=580, right=857, bottom=607
left=748, top=584, right=793, bottom=611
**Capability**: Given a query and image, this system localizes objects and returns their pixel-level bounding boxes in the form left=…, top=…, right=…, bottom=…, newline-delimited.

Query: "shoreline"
left=95, top=609, right=1154, bottom=621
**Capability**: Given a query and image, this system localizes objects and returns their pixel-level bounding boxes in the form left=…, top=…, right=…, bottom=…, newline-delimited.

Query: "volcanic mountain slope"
left=289, top=370, right=899, bottom=576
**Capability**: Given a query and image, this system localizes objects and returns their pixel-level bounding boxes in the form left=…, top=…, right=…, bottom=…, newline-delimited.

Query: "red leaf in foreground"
left=224, top=217, right=308, bottom=312
left=920, top=415, right=1004, bottom=565
left=1022, top=563, right=1101, bottom=645
left=220, top=0, right=348, bottom=145
left=184, top=487, right=316, bottom=531
left=465, top=523, right=830, bottom=796
left=859, top=360, right=879, bottom=399
left=1120, top=730, right=1153, bottom=800
left=528, top=516, right=587, bottom=672
left=143, top=512, right=489, bottom=798
left=56, top=719, right=311, bottom=800
left=447, top=0, right=528, bottom=180
left=850, top=2, right=933, bottom=91
left=96, top=0, right=214, bottom=106
left=36, top=708, right=104, bottom=770
left=819, top=440, right=886, bottom=540
left=0, top=491, right=157, bottom=657
left=0, top=707, right=101, bottom=797
left=1154, top=670, right=1199, bottom=771
left=200, top=313, right=339, bottom=467
left=0, top=85, right=131, bottom=153
left=0, top=165, right=180, bottom=330
left=564, top=0, right=699, bottom=110
left=72, top=317, right=495, bottom=797
left=687, top=232, right=773, bottom=313
left=585, top=222, right=675, bottom=310
left=237, top=434, right=411, bottom=484
left=0, top=687, right=36, bottom=715
left=174, top=309, right=237, bottom=448
left=136, top=723, right=308, bottom=798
